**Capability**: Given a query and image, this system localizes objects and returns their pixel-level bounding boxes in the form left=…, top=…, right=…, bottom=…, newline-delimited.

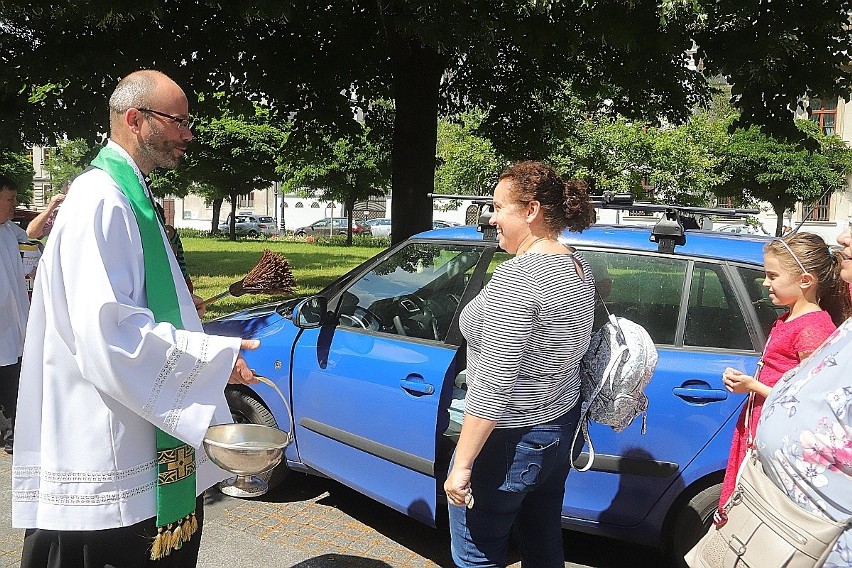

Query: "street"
left=2, top=453, right=666, bottom=567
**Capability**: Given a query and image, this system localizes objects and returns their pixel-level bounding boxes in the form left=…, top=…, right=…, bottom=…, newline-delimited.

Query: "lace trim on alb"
left=12, top=481, right=157, bottom=505
left=12, top=460, right=157, bottom=483
left=164, top=336, right=208, bottom=432
left=143, top=336, right=187, bottom=420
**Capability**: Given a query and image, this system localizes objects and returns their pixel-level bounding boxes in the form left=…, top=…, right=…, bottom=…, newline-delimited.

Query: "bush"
left=177, top=228, right=212, bottom=239
left=309, top=234, right=391, bottom=247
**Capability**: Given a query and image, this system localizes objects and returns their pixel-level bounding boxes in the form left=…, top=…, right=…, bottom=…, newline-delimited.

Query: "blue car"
left=204, top=223, right=780, bottom=565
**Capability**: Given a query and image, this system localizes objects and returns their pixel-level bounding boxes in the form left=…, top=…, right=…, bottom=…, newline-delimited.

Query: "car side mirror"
left=292, top=296, right=328, bottom=329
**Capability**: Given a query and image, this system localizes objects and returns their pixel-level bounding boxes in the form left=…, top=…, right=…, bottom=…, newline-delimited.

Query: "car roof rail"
left=428, top=193, right=759, bottom=252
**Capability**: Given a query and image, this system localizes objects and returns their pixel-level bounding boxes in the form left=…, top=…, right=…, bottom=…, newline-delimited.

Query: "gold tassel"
left=170, top=526, right=183, bottom=551
left=149, top=514, right=199, bottom=561
left=150, top=527, right=165, bottom=561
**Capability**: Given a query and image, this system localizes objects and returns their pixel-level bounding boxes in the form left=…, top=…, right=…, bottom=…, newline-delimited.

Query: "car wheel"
left=247, top=230, right=259, bottom=238
left=224, top=386, right=289, bottom=490
left=663, top=482, right=721, bottom=567
left=295, top=230, right=306, bottom=238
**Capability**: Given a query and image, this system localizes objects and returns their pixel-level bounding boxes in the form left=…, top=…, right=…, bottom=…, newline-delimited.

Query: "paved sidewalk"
left=0, top=453, right=453, bottom=568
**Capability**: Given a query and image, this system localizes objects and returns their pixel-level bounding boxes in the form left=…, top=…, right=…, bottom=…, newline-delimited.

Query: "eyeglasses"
left=136, top=108, right=193, bottom=130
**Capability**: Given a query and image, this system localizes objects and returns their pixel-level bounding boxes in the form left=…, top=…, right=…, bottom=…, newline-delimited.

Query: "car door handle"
left=673, top=383, right=729, bottom=403
left=400, top=378, right=435, bottom=395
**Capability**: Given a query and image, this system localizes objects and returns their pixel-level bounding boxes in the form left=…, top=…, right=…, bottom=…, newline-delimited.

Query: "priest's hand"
left=192, top=293, right=206, bottom=318
left=228, top=339, right=261, bottom=385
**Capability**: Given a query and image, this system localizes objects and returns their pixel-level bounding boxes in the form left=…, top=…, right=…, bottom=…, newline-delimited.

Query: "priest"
left=12, top=70, right=260, bottom=568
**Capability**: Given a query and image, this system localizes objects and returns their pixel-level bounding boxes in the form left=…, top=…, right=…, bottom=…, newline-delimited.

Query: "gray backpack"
left=571, top=312, right=658, bottom=471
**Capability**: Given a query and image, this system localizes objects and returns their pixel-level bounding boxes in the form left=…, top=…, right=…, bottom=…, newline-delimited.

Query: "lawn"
left=182, top=237, right=383, bottom=320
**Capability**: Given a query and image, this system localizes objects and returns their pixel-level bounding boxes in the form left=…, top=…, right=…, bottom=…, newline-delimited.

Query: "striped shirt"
left=459, top=252, right=595, bottom=428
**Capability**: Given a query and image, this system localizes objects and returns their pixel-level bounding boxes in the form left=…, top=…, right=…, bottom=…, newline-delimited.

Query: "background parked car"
left=293, top=217, right=371, bottom=237
left=364, top=217, right=392, bottom=237
left=715, top=223, right=769, bottom=235
left=13, top=207, right=39, bottom=231
left=432, top=219, right=462, bottom=229
left=218, top=214, right=279, bottom=237
left=205, top=222, right=779, bottom=567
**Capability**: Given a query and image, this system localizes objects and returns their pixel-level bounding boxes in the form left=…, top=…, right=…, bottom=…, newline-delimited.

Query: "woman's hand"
left=444, top=466, right=473, bottom=508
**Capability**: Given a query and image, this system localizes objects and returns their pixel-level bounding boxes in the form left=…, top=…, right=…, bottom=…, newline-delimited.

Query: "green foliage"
left=434, top=112, right=505, bottom=196
left=2, top=0, right=851, bottom=238
left=0, top=150, right=35, bottom=204
left=45, top=138, right=96, bottom=193
left=715, top=120, right=852, bottom=235
left=693, top=0, right=852, bottom=140
left=151, top=104, right=289, bottom=237
left=279, top=121, right=390, bottom=244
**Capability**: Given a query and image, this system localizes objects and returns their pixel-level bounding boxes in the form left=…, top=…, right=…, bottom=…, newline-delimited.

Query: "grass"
left=183, top=236, right=383, bottom=320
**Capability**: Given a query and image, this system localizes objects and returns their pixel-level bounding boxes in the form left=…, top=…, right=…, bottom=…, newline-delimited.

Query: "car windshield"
left=338, top=242, right=485, bottom=340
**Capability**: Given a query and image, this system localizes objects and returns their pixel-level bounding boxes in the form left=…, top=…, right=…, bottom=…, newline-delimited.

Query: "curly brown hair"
left=765, top=232, right=852, bottom=326
left=498, top=161, right=591, bottom=234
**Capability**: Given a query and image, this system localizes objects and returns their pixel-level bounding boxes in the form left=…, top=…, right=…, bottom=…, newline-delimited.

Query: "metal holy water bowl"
left=203, top=375, right=294, bottom=498
left=203, top=423, right=292, bottom=499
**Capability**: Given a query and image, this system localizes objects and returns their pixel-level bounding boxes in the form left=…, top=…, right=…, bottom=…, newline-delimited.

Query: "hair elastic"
left=775, top=238, right=808, bottom=275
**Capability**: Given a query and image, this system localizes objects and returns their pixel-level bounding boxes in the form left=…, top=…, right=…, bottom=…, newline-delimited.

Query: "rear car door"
left=290, top=241, right=486, bottom=525
left=566, top=250, right=761, bottom=527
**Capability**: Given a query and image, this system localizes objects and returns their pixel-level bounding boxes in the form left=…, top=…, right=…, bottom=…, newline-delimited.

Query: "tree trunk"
left=345, top=197, right=355, bottom=246
left=388, top=31, right=447, bottom=245
left=227, top=192, right=239, bottom=240
left=212, top=198, right=224, bottom=233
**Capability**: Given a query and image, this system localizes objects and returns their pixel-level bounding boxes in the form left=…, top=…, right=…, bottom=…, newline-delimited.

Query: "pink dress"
left=718, top=310, right=836, bottom=507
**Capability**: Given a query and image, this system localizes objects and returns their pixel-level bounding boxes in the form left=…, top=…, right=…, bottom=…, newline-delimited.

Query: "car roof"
left=417, top=224, right=771, bottom=265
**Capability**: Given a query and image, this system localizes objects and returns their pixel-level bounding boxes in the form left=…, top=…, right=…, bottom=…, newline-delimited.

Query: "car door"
left=290, top=241, right=486, bottom=526
left=565, top=251, right=760, bottom=527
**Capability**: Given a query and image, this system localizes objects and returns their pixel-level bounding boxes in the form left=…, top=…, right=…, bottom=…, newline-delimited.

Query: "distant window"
left=311, top=202, right=320, bottom=208
left=465, top=204, right=479, bottom=225
left=238, top=192, right=255, bottom=208
left=804, top=192, right=832, bottom=222
left=295, top=202, right=304, bottom=208
left=810, top=98, right=837, bottom=135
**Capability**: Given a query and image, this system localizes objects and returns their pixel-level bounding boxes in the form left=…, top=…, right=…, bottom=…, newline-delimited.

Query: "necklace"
left=518, top=236, right=549, bottom=255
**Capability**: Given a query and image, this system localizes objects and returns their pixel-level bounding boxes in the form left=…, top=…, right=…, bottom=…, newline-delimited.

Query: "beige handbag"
left=685, top=402, right=850, bottom=568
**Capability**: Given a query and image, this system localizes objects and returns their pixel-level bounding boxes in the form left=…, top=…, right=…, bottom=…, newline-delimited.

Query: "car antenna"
left=428, top=193, right=759, bottom=253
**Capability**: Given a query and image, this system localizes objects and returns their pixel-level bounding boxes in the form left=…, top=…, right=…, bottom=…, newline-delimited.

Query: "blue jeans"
left=448, top=403, right=581, bottom=568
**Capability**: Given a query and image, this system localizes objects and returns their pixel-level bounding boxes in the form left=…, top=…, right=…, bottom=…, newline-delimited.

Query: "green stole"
left=91, top=145, right=198, bottom=560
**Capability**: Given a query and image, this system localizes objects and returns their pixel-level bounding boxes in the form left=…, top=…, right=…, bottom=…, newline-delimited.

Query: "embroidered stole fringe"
left=150, top=512, right=199, bottom=560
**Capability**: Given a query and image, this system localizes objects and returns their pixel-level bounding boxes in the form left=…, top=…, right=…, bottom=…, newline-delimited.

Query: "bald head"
left=109, top=70, right=178, bottom=135
left=107, top=70, right=192, bottom=174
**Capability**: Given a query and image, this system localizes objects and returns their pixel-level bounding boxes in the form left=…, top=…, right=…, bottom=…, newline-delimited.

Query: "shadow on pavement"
left=290, top=554, right=394, bottom=567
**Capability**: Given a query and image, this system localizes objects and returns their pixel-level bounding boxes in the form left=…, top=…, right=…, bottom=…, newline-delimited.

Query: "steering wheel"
left=392, top=294, right=440, bottom=340
left=339, top=306, right=382, bottom=331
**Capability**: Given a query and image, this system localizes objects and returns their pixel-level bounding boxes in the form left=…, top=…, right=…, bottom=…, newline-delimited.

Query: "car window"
left=313, top=220, right=328, bottom=228
left=583, top=251, right=686, bottom=345
left=736, top=265, right=785, bottom=337
left=684, top=261, right=753, bottom=350
left=338, top=243, right=485, bottom=341
left=259, top=216, right=274, bottom=223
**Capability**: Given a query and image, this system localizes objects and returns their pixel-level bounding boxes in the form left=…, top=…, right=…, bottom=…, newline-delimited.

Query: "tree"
left=3, top=0, right=851, bottom=243
left=715, top=120, right=852, bottom=236
left=153, top=106, right=289, bottom=239
left=434, top=111, right=505, bottom=197
left=0, top=150, right=35, bottom=205
left=280, top=125, right=390, bottom=245
left=45, top=138, right=97, bottom=194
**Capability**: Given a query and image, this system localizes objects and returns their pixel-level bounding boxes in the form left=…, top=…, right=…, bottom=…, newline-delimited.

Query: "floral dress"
left=756, top=317, right=852, bottom=567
